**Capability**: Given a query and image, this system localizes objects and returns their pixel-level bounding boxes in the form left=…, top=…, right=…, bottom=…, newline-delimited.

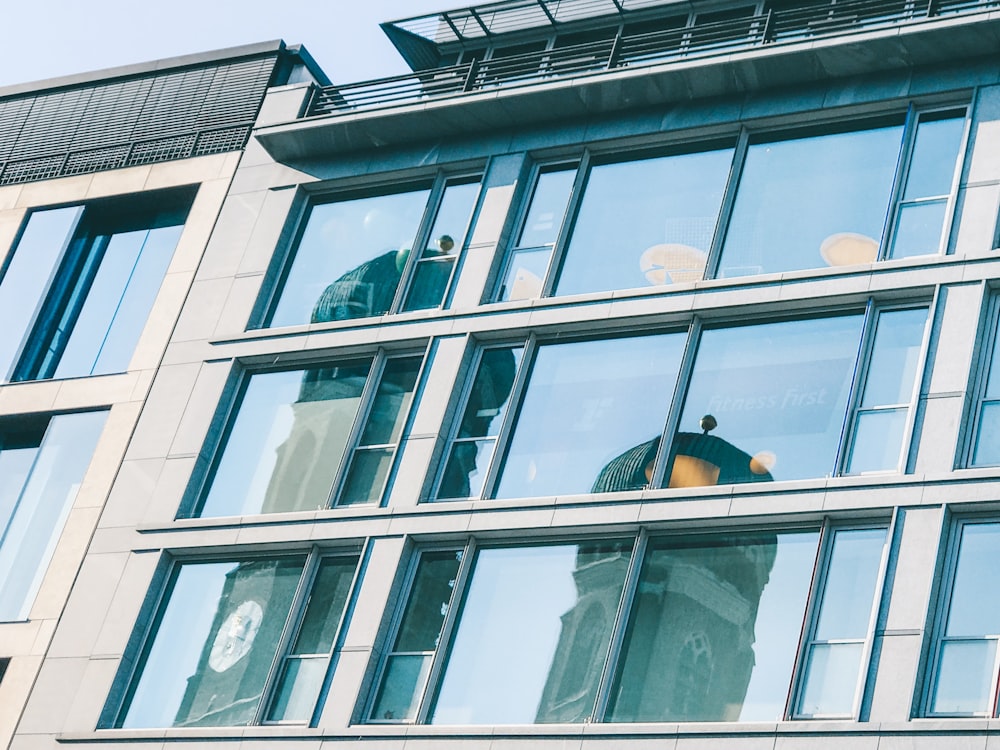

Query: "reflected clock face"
left=208, top=599, right=263, bottom=672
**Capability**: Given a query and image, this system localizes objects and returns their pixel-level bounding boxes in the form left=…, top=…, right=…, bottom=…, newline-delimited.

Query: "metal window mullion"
left=390, top=173, right=448, bottom=314
left=254, top=547, right=323, bottom=725
left=834, top=299, right=878, bottom=476
left=786, top=520, right=832, bottom=719
left=327, top=352, right=389, bottom=508
left=647, top=317, right=702, bottom=490
left=480, top=335, right=539, bottom=500
left=592, top=529, right=648, bottom=722
left=704, top=127, right=750, bottom=281
left=415, top=537, right=478, bottom=724
left=540, top=150, right=592, bottom=298
left=879, top=103, right=920, bottom=261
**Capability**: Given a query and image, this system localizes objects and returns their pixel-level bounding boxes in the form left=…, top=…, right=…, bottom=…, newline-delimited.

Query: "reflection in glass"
left=198, top=362, right=372, bottom=517
left=266, top=556, right=358, bottom=722
left=796, top=528, right=886, bottom=717
left=499, top=167, right=575, bottom=302
left=0, top=411, right=108, bottom=621
left=432, top=543, right=632, bottom=724
left=270, top=189, right=430, bottom=327
left=846, top=308, right=926, bottom=474
left=673, top=315, right=864, bottom=485
left=556, top=148, right=733, bottom=296
left=719, top=125, right=902, bottom=276
left=930, top=523, right=1000, bottom=714
left=372, top=550, right=462, bottom=722
left=608, top=532, right=819, bottom=722
left=403, top=180, right=480, bottom=311
left=122, top=558, right=305, bottom=728
left=889, top=113, right=965, bottom=259
left=438, top=347, right=522, bottom=499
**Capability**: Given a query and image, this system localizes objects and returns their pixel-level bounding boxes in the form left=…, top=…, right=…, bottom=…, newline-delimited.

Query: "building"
left=7, top=0, right=1000, bottom=748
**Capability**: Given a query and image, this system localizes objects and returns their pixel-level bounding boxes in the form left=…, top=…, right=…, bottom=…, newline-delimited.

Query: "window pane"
left=814, top=529, right=886, bottom=640
left=403, top=258, right=456, bottom=312
left=372, top=655, right=432, bottom=722
left=438, top=439, right=496, bottom=499
left=673, top=315, right=864, bottom=485
left=496, top=333, right=686, bottom=499
left=902, top=115, right=965, bottom=200
left=267, top=656, right=327, bottom=723
left=0, top=411, right=107, bottom=621
left=121, top=558, right=305, bottom=728
left=432, top=542, right=632, bottom=724
left=859, top=308, right=926, bottom=408
left=198, top=363, right=371, bottom=517
left=846, top=408, right=907, bottom=474
left=555, top=148, right=733, bottom=296
left=517, top=168, right=576, bottom=249
left=889, top=201, right=948, bottom=259
left=339, top=448, right=394, bottom=506
left=719, top=125, right=902, bottom=277
left=292, top=557, right=357, bottom=654
left=0, top=207, right=81, bottom=379
left=608, top=531, right=819, bottom=723
left=930, top=639, right=997, bottom=715
left=973, top=401, right=1000, bottom=466
left=271, top=189, right=430, bottom=327
left=797, top=642, right=864, bottom=717
left=944, top=523, right=1000, bottom=638
left=359, top=357, right=421, bottom=446
left=394, top=551, right=463, bottom=653
left=54, top=225, right=181, bottom=378
left=500, top=246, right=551, bottom=301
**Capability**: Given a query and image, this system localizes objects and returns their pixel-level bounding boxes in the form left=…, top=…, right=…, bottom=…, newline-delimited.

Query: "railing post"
left=762, top=9, right=775, bottom=43
left=606, top=30, right=624, bottom=70
left=462, top=60, right=481, bottom=92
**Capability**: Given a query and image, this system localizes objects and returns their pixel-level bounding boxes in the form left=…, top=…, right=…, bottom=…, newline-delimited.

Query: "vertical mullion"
left=390, top=172, right=447, bottom=314
left=327, top=352, right=387, bottom=508
left=415, top=537, right=478, bottom=724
left=254, top=547, right=322, bottom=725
left=592, top=529, right=647, bottom=721
left=647, top=317, right=701, bottom=490
left=480, top=334, right=537, bottom=500
left=540, top=150, right=591, bottom=298
left=879, top=103, right=918, bottom=261
left=834, top=299, right=877, bottom=476
left=704, top=126, right=750, bottom=280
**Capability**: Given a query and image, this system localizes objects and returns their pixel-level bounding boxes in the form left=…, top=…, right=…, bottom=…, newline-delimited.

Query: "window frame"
left=184, top=346, right=428, bottom=519
left=962, top=291, right=1000, bottom=469
left=260, top=169, right=484, bottom=329
left=495, top=103, right=969, bottom=303
left=110, top=545, right=365, bottom=729
left=433, top=299, right=932, bottom=503
left=366, top=520, right=890, bottom=725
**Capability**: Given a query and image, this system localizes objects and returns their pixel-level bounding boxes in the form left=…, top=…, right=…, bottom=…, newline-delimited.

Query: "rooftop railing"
left=308, top=0, right=998, bottom=118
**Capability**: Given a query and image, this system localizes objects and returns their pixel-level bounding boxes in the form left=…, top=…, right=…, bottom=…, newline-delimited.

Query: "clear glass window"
left=117, top=552, right=359, bottom=728
left=372, top=524, right=885, bottom=726
left=968, top=299, right=1000, bottom=467
left=193, top=353, right=422, bottom=518
left=267, top=173, right=480, bottom=326
left=0, top=410, right=108, bottom=621
left=0, top=189, right=194, bottom=381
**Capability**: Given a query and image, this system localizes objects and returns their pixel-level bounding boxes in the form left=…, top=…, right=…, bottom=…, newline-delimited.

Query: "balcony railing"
left=308, top=0, right=998, bottom=118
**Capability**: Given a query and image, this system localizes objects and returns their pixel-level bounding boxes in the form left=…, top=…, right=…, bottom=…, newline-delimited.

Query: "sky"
left=0, top=1, right=470, bottom=89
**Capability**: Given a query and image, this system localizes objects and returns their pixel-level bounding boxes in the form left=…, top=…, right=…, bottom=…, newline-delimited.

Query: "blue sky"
left=1, top=1, right=465, bottom=89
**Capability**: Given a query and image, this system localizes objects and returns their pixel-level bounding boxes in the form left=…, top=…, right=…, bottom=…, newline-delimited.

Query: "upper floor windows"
left=435, top=304, right=928, bottom=501
left=0, top=188, right=194, bottom=381
left=368, top=523, right=888, bottom=724
left=113, top=550, right=360, bottom=728
left=499, top=108, right=966, bottom=301
left=264, top=173, right=481, bottom=328
left=187, top=351, right=423, bottom=519
left=0, top=410, right=107, bottom=621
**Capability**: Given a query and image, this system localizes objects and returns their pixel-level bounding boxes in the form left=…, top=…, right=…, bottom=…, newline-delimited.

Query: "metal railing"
left=309, top=0, right=998, bottom=118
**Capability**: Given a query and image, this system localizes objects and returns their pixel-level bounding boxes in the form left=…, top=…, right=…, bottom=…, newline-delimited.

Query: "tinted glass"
left=556, top=148, right=733, bottom=296
left=944, top=523, right=1000, bottom=638
left=859, top=309, right=926, bottom=408
left=495, top=333, right=686, bottom=499
left=270, top=189, right=430, bottom=326
left=198, top=362, right=371, bottom=517
left=674, top=315, right=864, bottom=484
left=432, top=542, right=632, bottom=724
left=902, top=114, right=965, bottom=201
left=719, top=125, right=902, bottom=276
left=608, top=531, right=819, bottom=722
left=517, top=168, right=575, bottom=249
left=121, top=558, right=304, bottom=728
